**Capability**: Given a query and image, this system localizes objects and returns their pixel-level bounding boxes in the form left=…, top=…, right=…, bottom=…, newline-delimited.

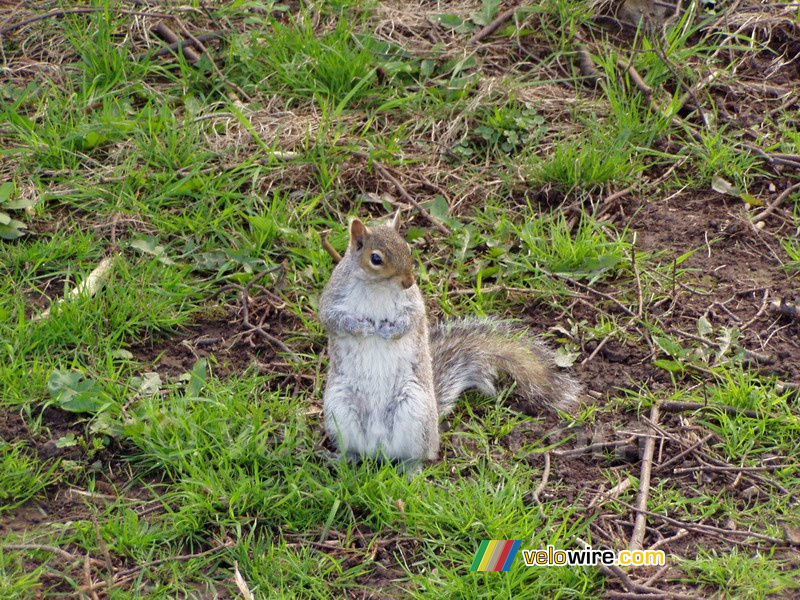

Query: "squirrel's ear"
left=349, top=218, right=367, bottom=250
left=390, top=210, right=401, bottom=232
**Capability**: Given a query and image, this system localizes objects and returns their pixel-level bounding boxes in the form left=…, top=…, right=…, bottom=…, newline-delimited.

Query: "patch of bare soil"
left=130, top=295, right=311, bottom=383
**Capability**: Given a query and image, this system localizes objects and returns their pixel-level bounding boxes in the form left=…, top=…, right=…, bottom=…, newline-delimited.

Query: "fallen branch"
left=612, top=499, right=787, bottom=545
left=574, top=537, right=696, bottom=599
left=672, top=464, right=791, bottom=475
left=629, top=403, right=659, bottom=551
left=589, top=478, right=633, bottom=508
left=739, top=289, right=770, bottom=332
left=554, top=436, right=637, bottom=458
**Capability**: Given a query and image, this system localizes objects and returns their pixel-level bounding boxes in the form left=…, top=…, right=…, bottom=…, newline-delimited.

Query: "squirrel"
left=319, top=213, right=581, bottom=466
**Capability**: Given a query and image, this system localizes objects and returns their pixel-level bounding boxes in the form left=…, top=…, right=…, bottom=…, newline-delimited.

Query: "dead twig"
left=210, top=266, right=296, bottom=356
left=34, top=256, right=115, bottom=321
left=0, top=7, right=172, bottom=36
left=321, top=230, right=342, bottom=263
left=573, top=538, right=695, bottom=599
left=612, top=498, right=787, bottom=545
left=589, top=478, right=633, bottom=508
left=233, top=561, right=254, bottom=600
left=350, top=152, right=450, bottom=235
left=739, top=289, right=770, bottom=332
left=752, top=181, right=800, bottom=223
left=606, top=593, right=699, bottom=600
left=550, top=272, right=637, bottom=318
left=581, top=320, right=635, bottom=366
left=531, top=452, right=551, bottom=518
left=629, top=403, right=660, bottom=551
left=137, top=31, right=222, bottom=60
left=2, top=544, right=105, bottom=567
left=84, top=554, right=100, bottom=600
left=152, top=21, right=200, bottom=63
left=468, top=3, right=524, bottom=45
left=672, top=465, right=792, bottom=475
left=648, top=529, right=689, bottom=551
left=659, top=400, right=760, bottom=419
left=653, top=433, right=714, bottom=474
left=630, top=237, right=644, bottom=318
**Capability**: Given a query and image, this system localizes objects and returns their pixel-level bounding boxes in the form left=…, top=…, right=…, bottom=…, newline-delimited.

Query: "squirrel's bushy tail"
left=430, top=318, right=581, bottom=416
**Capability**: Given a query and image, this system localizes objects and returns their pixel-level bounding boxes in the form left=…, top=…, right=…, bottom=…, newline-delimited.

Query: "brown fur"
left=350, top=218, right=415, bottom=290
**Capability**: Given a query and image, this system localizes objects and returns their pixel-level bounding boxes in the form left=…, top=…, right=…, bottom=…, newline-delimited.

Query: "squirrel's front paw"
left=377, top=319, right=404, bottom=340
left=342, top=315, right=374, bottom=336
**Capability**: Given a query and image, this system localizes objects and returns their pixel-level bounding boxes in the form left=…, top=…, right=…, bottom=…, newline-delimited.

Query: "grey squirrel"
left=319, top=213, right=581, bottom=465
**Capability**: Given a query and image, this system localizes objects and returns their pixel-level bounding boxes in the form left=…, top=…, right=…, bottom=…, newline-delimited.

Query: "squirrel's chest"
left=332, top=334, right=419, bottom=390
left=343, top=283, right=409, bottom=321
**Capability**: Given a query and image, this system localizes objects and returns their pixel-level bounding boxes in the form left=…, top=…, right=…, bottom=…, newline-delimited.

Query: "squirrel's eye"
left=370, top=253, right=383, bottom=266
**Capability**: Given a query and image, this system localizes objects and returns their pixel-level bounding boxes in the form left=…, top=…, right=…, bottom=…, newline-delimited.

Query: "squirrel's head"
left=348, top=212, right=415, bottom=290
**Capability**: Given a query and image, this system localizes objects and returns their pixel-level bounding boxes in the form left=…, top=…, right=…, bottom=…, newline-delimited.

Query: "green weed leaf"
left=185, top=359, right=207, bottom=398
left=554, top=346, right=580, bottom=368
left=130, top=236, right=176, bottom=265
left=47, top=370, right=107, bottom=413
left=697, top=315, right=713, bottom=336
left=0, top=182, right=13, bottom=202
left=429, top=14, right=474, bottom=34
left=56, top=433, right=78, bottom=448
left=654, top=336, right=683, bottom=357
left=653, top=359, right=684, bottom=373
left=0, top=216, right=27, bottom=240
left=470, top=0, right=501, bottom=26
left=3, top=197, right=36, bottom=210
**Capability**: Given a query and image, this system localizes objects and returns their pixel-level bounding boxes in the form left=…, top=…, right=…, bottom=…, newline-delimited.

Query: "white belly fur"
left=323, top=282, right=435, bottom=460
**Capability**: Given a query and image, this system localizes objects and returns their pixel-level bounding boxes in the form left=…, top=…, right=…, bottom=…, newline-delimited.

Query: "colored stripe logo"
left=470, top=540, right=521, bottom=571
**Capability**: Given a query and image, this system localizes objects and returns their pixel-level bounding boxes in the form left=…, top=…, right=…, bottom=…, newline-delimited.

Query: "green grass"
left=682, top=548, right=800, bottom=600
left=1, top=0, right=799, bottom=597
left=0, top=442, right=58, bottom=512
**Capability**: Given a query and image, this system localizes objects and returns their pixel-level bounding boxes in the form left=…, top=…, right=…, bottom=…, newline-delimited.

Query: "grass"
left=1, top=0, right=799, bottom=597
left=0, top=442, right=58, bottom=513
